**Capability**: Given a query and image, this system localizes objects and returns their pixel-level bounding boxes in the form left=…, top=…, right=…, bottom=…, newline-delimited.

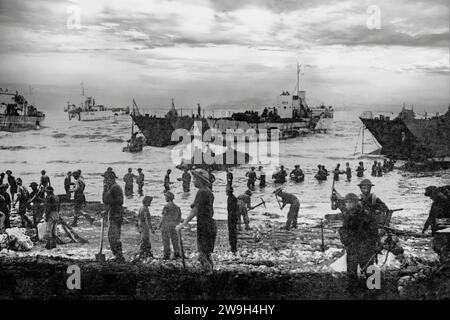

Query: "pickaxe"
left=250, top=197, right=266, bottom=211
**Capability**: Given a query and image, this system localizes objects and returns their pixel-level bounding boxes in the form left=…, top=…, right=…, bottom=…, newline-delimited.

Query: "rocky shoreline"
left=0, top=201, right=448, bottom=299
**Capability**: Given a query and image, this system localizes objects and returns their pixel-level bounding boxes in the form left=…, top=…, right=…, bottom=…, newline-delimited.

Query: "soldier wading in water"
left=176, top=169, right=217, bottom=273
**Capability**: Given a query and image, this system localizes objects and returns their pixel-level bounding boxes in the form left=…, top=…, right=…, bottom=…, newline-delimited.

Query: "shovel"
left=95, top=213, right=107, bottom=262
left=177, top=228, right=186, bottom=269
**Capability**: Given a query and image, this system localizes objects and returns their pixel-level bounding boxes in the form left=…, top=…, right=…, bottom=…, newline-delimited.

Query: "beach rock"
left=5, top=227, right=33, bottom=251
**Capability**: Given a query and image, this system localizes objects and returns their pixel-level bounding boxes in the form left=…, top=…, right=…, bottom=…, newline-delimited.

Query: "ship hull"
left=133, top=114, right=332, bottom=147
left=131, top=115, right=210, bottom=147
left=70, top=110, right=128, bottom=121
left=0, top=115, right=45, bottom=132
left=360, top=109, right=450, bottom=161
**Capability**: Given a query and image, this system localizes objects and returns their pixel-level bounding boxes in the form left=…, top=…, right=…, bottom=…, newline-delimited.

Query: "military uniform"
left=104, top=183, right=125, bottom=260
left=339, top=206, right=380, bottom=277
left=16, top=185, right=32, bottom=228
left=182, top=171, right=191, bottom=192
left=0, top=188, right=11, bottom=229
left=278, top=192, right=300, bottom=229
left=44, top=192, right=60, bottom=249
left=246, top=170, right=257, bottom=189
left=360, top=193, right=389, bottom=225
left=227, top=192, right=239, bottom=253
left=290, top=168, right=304, bottom=182
left=137, top=205, right=153, bottom=258
left=7, top=174, right=17, bottom=201
left=136, top=172, right=145, bottom=196
left=164, top=173, right=171, bottom=192
left=191, top=187, right=217, bottom=271
left=29, top=187, right=45, bottom=226
left=237, top=193, right=251, bottom=231
left=161, top=202, right=182, bottom=259
left=356, top=165, right=364, bottom=177
left=123, top=172, right=135, bottom=196
left=71, top=177, right=93, bottom=226
left=423, top=187, right=450, bottom=263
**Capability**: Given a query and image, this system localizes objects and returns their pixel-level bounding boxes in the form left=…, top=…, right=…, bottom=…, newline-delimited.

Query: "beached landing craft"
left=360, top=104, right=450, bottom=166
left=0, top=88, right=45, bottom=132
left=131, top=65, right=335, bottom=147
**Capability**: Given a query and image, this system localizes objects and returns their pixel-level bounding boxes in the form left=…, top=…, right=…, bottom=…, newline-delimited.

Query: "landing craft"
left=131, top=65, right=335, bottom=147
left=360, top=104, right=450, bottom=167
left=0, top=88, right=45, bottom=132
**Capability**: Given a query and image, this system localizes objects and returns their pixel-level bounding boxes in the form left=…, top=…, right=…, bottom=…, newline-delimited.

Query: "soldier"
left=0, top=184, right=11, bottom=229
left=422, top=186, right=450, bottom=263
left=315, top=165, right=327, bottom=181
left=44, top=186, right=60, bottom=250
left=356, top=162, right=365, bottom=178
left=376, top=162, right=383, bottom=177
left=161, top=191, right=182, bottom=260
left=237, top=190, right=255, bottom=231
left=338, top=193, right=380, bottom=278
left=371, top=161, right=378, bottom=177
left=290, top=165, right=304, bottom=183
left=29, top=182, right=45, bottom=227
left=70, top=171, right=94, bottom=227
left=226, top=167, right=233, bottom=191
left=258, top=166, right=266, bottom=188
left=226, top=187, right=239, bottom=254
left=64, top=171, right=73, bottom=200
left=164, top=169, right=173, bottom=192
left=0, top=172, right=4, bottom=186
left=40, top=170, right=51, bottom=188
left=13, top=178, right=33, bottom=228
left=273, top=166, right=287, bottom=183
left=246, top=167, right=257, bottom=190
left=176, top=169, right=217, bottom=273
left=123, top=168, right=135, bottom=196
left=5, top=170, right=17, bottom=202
left=104, top=174, right=125, bottom=262
left=345, top=162, right=352, bottom=182
left=180, top=168, right=191, bottom=193
left=333, top=163, right=343, bottom=181
left=274, top=188, right=300, bottom=230
left=358, top=179, right=390, bottom=225
left=382, top=159, right=389, bottom=173
left=137, top=196, right=154, bottom=260
left=136, top=168, right=145, bottom=197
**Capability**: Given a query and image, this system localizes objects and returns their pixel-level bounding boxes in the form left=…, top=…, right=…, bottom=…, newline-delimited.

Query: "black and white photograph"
left=0, top=0, right=449, bottom=311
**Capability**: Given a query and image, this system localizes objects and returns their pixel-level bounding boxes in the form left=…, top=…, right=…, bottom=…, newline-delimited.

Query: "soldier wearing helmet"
left=338, top=193, right=380, bottom=280
left=358, top=179, right=390, bottom=225
left=422, top=185, right=450, bottom=263
left=274, top=188, right=300, bottom=230
left=161, top=191, right=182, bottom=260
left=176, top=169, right=217, bottom=273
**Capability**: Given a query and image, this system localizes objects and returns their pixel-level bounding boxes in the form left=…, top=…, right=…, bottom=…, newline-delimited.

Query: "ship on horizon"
left=131, top=65, right=335, bottom=147
left=65, top=84, right=129, bottom=121
left=360, top=104, right=450, bottom=163
left=0, top=88, right=45, bottom=132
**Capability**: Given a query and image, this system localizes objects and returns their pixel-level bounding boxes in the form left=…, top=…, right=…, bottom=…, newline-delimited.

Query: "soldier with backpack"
left=70, top=170, right=94, bottom=227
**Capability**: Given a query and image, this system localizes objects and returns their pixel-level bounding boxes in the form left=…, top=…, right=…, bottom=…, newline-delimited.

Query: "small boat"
left=122, top=116, right=144, bottom=153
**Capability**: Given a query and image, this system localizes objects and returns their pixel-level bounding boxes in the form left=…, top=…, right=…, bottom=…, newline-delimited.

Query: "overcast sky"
left=0, top=0, right=448, bottom=112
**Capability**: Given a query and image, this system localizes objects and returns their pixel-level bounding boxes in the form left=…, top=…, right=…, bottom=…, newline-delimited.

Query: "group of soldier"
left=0, top=169, right=88, bottom=249
left=1, top=160, right=449, bottom=277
